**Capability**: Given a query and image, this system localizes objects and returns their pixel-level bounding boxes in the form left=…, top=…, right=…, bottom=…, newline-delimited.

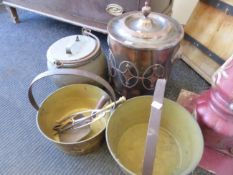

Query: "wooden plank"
left=181, top=40, right=220, bottom=84
left=185, top=1, right=233, bottom=60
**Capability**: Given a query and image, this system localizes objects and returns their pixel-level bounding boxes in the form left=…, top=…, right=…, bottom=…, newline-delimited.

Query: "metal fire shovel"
left=55, top=94, right=110, bottom=142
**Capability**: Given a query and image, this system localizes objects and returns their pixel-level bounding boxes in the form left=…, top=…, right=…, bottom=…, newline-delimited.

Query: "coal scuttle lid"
left=107, top=2, right=184, bottom=50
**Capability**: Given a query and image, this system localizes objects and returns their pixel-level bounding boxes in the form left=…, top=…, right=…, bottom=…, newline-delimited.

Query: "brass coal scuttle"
left=107, top=2, right=184, bottom=98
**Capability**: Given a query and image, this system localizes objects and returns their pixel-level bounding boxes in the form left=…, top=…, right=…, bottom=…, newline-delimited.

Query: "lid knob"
left=142, top=1, right=151, bottom=18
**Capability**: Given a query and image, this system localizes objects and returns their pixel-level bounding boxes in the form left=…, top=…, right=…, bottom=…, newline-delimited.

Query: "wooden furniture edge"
left=2, top=1, right=108, bottom=34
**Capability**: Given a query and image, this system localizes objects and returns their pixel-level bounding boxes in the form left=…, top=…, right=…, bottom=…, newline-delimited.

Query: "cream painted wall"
left=172, top=0, right=199, bottom=25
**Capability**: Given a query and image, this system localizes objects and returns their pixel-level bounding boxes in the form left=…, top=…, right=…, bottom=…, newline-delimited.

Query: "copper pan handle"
left=28, top=69, right=116, bottom=111
left=142, top=79, right=167, bottom=175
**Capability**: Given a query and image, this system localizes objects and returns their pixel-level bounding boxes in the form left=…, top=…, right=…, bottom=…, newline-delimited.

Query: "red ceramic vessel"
left=196, top=56, right=233, bottom=153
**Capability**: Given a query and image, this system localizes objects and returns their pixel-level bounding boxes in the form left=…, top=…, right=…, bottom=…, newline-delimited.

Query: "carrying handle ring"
left=28, top=69, right=116, bottom=111
left=54, top=29, right=101, bottom=68
left=106, top=3, right=124, bottom=16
